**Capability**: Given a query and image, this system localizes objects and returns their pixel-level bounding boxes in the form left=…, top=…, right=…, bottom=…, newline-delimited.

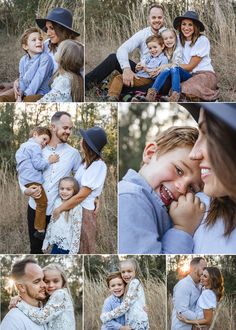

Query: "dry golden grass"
left=85, top=0, right=236, bottom=101
left=167, top=294, right=236, bottom=329
left=84, top=273, right=167, bottom=330
left=0, top=164, right=117, bottom=254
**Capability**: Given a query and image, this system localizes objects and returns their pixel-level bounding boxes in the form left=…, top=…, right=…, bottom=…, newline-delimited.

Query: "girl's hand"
left=8, top=295, right=21, bottom=310
left=143, top=305, right=149, bottom=314
left=149, top=67, right=161, bottom=78
left=169, top=193, right=205, bottom=236
left=52, top=207, right=61, bottom=220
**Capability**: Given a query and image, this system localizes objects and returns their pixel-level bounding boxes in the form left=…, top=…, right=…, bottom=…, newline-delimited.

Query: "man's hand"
left=169, top=193, right=205, bottom=236
left=122, top=68, right=139, bottom=87
left=24, top=185, right=42, bottom=199
left=52, top=207, right=61, bottom=220
left=49, top=154, right=60, bottom=164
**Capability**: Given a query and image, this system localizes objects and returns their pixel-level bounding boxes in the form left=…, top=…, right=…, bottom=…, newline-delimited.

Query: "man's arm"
left=173, top=283, right=199, bottom=320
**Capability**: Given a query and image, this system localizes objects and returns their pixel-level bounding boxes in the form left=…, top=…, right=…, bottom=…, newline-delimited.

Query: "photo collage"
left=0, top=1, right=235, bottom=329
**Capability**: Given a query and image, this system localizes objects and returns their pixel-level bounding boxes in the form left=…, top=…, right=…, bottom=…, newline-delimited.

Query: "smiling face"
left=162, top=30, right=176, bottom=49
left=200, top=269, right=210, bottom=288
left=44, top=270, right=63, bottom=296
left=59, top=180, right=75, bottom=201
left=108, top=277, right=125, bottom=297
left=46, top=21, right=60, bottom=44
left=147, top=40, right=164, bottom=57
left=33, top=133, right=50, bottom=148
left=189, top=110, right=228, bottom=198
left=52, top=114, right=73, bottom=143
left=23, top=32, right=43, bottom=56
left=120, top=261, right=136, bottom=284
left=140, top=144, right=202, bottom=206
left=148, top=7, right=165, bottom=33
left=180, top=19, right=195, bottom=40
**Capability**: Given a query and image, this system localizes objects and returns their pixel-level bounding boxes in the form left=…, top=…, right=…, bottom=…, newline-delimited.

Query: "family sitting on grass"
left=0, top=7, right=84, bottom=103
left=86, top=4, right=219, bottom=102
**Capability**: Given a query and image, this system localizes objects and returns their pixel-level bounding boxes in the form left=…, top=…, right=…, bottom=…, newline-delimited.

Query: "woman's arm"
left=100, top=279, right=140, bottom=323
left=179, top=56, right=202, bottom=72
left=16, top=289, right=68, bottom=325
left=177, top=309, right=213, bottom=326
left=52, top=186, right=92, bottom=219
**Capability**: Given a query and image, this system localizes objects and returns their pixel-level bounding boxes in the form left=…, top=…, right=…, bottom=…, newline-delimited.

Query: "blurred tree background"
left=0, top=0, right=84, bottom=82
left=0, top=254, right=83, bottom=329
left=119, top=103, right=197, bottom=179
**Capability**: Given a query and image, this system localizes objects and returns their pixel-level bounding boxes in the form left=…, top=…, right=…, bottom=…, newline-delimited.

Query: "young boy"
left=107, top=35, right=168, bottom=101
left=16, top=127, right=59, bottom=240
left=101, top=272, right=130, bottom=330
left=17, top=27, right=54, bottom=101
left=118, top=126, right=205, bottom=254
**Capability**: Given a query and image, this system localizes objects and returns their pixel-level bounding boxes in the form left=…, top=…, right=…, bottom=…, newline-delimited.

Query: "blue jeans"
left=152, top=66, right=192, bottom=93
left=51, top=244, right=69, bottom=254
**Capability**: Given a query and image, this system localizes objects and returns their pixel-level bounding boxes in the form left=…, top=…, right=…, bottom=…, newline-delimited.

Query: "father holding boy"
left=86, top=3, right=166, bottom=89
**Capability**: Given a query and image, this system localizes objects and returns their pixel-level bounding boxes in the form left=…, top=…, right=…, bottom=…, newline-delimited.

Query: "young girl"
left=38, top=39, right=84, bottom=102
left=100, top=258, right=149, bottom=330
left=178, top=267, right=224, bottom=329
left=145, top=28, right=190, bottom=102
left=42, top=177, right=83, bottom=254
left=15, top=263, right=76, bottom=330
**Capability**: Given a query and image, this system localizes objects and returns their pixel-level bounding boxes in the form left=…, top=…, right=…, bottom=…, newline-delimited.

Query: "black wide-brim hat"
left=36, top=7, right=80, bottom=36
left=80, top=127, right=108, bottom=156
left=173, top=11, right=205, bottom=32
left=180, top=103, right=236, bottom=131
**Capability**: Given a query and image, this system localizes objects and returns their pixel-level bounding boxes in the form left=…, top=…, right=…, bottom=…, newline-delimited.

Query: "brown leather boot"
left=168, top=91, right=180, bottom=102
left=145, top=88, right=157, bottom=102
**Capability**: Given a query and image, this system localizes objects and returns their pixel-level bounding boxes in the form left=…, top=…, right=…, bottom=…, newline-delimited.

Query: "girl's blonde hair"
left=161, top=28, right=177, bottom=60
left=43, top=263, right=73, bottom=299
left=58, top=177, right=80, bottom=221
left=119, top=258, right=143, bottom=280
left=54, top=39, right=84, bottom=101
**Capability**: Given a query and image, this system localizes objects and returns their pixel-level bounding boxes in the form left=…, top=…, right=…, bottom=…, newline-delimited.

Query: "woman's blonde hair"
left=53, top=39, right=84, bottom=101
left=43, top=263, right=73, bottom=300
left=206, top=267, right=224, bottom=302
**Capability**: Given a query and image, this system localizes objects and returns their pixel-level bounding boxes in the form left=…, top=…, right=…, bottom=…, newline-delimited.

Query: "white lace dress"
left=38, top=72, right=72, bottom=102
left=16, top=288, right=75, bottom=330
left=100, top=278, right=149, bottom=329
left=42, top=198, right=83, bottom=254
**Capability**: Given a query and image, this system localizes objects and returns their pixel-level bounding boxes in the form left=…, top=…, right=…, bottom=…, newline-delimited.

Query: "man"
left=21, top=111, right=81, bottom=253
left=86, top=3, right=166, bottom=89
left=1, top=258, right=47, bottom=329
left=171, top=257, right=207, bottom=329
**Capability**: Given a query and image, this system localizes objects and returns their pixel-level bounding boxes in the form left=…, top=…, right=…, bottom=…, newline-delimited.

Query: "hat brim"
left=173, top=16, right=205, bottom=32
left=36, top=18, right=80, bottom=36
left=180, top=103, right=236, bottom=131
left=79, top=128, right=101, bottom=156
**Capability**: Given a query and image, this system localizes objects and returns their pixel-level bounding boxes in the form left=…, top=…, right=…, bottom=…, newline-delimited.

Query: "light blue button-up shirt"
left=16, top=138, right=50, bottom=185
left=118, top=169, right=194, bottom=254
left=171, top=275, right=201, bottom=330
left=101, top=295, right=125, bottom=330
left=19, top=52, right=53, bottom=96
left=137, top=52, right=168, bottom=78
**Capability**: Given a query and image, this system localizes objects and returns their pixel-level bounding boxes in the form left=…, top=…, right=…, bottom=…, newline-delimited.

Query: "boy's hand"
left=8, top=295, right=21, bottom=309
left=169, top=193, right=205, bottom=236
left=135, top=62, right=143, bottom=71
left=49, top=154, right=59, bottom=164
left=25, top=185, right=42, bottom=199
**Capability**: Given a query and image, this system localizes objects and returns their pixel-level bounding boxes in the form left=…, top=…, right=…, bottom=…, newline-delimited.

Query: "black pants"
left=27, top=205, right=51, bottom=254
left=85, top=52, right=171, bottom=95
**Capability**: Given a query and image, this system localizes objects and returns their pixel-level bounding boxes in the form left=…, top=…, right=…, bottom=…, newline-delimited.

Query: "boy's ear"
left=142, top=142, right=158, bottom=164
left=22, top=43, right=28, bottom=51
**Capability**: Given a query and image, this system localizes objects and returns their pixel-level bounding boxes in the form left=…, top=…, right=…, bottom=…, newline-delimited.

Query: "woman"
left=177, top=267, right=224, bottom=329
left=172, top=103, right=236, bottom=253
left=52, top=126, right=108, bottom=254
left=0, top=7, right=81, bottom=102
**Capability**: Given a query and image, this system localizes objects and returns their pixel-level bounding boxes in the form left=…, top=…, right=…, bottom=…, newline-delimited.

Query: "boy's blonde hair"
left=106, top=271, right=124, bottom=288
left=155, top=126, right=198, bottom=156
left=146, top=35, right=164, bottom=47
left=29, top=126, right=51, bottom=139
left=20, top=27, right=43, bottom=53
left=54, top=39, right=84, bottom=101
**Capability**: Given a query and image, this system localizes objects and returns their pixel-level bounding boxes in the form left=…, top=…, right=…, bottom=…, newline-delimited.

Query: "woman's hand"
left=24, top=185, right=42, bottom=199
left=169, top=193, right=205, bottom=235
left=52, top=207, right=62, bottom=220
left=8, top=295, right=21, bottom=310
